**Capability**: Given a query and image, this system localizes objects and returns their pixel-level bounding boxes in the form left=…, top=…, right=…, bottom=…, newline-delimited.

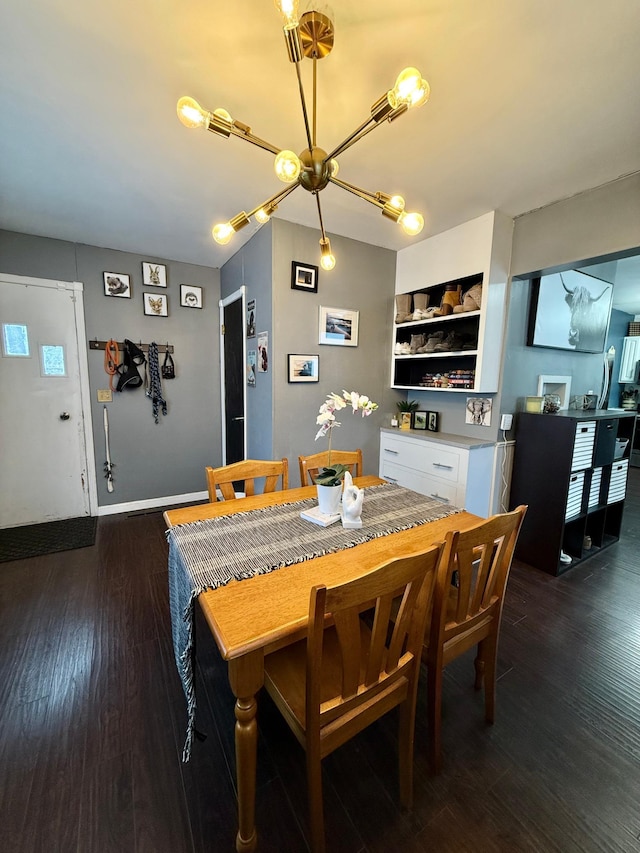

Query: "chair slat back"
left=298, top=449, right=363, bottom=486
left=435, top=506, right=526, bottom=645
left=205, top=458, right=289, bottom=503
left=306, top=544, right=444, bottom=734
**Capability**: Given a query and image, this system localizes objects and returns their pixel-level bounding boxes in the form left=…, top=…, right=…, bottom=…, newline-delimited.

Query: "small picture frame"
left=142, top=262, right=167, bottom=287
left=143, top=292, right=168, bottom=317
left=288, top=354, right=319, bottom=383
left=413, top=410, right=428, bottom=430
left=291, top=261, right=318, bottom=293
left=318, top=305, right=359, bottom=347
left=427, top=411, right=439, bottom=432
left=400, top=412, right=413, bottom=429
left=180, top=284, right=203, bottom=309
left=103, top=272, right=131, bottom=298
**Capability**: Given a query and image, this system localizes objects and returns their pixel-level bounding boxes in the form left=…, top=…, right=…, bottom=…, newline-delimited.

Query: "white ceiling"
left=1, top=0, right=639, bottom=289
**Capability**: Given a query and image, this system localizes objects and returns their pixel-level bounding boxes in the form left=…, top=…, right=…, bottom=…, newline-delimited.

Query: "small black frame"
left=291, top=261, right=318, bottom=293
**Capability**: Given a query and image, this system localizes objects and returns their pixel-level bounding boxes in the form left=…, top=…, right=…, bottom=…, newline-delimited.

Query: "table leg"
left=228, top=651, right=264, bottom=853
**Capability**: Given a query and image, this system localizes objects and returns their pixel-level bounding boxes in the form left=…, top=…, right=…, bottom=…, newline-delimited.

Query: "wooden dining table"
left=164, top=476, right=479, bottom=853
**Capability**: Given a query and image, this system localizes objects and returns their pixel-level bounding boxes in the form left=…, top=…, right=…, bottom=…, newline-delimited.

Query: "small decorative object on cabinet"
left=509, top=411, right=636, bottom=575
left=378, top=428, right=495, bottom=518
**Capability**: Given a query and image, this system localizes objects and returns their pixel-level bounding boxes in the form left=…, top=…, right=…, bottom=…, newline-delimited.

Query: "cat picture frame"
left=142, top=262, right=167, bottom=288
left=143, top=292, right=168, bottom=317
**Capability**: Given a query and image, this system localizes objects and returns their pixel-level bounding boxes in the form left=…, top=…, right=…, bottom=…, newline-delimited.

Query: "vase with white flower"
left=314, top=390, right=378, bottom=514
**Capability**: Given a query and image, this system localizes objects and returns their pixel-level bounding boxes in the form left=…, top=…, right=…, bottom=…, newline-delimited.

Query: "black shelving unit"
left=509, top=410, right=636, bottom=575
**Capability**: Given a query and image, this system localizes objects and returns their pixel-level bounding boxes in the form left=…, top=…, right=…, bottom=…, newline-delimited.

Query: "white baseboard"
left=97, top=490, right=209, bottom=517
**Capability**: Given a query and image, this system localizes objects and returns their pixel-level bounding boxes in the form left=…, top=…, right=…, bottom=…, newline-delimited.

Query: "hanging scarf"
left=146, top=342, right=167, bottom=423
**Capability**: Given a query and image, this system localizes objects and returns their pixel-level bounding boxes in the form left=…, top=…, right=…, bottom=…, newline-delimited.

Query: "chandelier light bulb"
left=213, top=107, right=233, bottom=123
left=398, top=211, right=424, bottom=236
left=329, top=158, right=340, bottom=178
left=255, top=208, right=270, bottom=224
left=387, top=67, right=430, bottom=109
left=389, top=195, right=405, bottom=211
left=274, top=150, right=302, bottom=183
left=176, top=96, right=210, bottom=130
left=274, top=0, right=299, bottom=29
left=212, top=222, right=234, bottom=245
left=320, top=238, right=336, bottom=270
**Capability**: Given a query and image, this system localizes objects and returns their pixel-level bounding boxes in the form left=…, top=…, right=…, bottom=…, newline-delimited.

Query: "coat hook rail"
left=89, top=339, right=174, bottom=353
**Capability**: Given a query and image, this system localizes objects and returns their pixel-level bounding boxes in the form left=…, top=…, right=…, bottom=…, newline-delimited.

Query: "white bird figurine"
left=341, top=470, right=364, bottom=528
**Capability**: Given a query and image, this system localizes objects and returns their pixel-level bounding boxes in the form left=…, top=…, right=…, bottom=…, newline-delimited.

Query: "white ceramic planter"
left=316, top=483, right=342, bottom=516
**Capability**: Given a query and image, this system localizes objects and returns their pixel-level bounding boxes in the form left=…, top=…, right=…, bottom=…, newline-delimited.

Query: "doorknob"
left=60, top=412, right=70, bottom=420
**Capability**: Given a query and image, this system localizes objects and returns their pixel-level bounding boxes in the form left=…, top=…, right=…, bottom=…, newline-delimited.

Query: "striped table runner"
left=168, top=482, right=461, bottom=759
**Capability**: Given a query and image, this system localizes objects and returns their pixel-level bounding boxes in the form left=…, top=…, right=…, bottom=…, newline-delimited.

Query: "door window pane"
left=2, top=323, right=30, bottom=357
left=40, top=344, right=67, bottom=377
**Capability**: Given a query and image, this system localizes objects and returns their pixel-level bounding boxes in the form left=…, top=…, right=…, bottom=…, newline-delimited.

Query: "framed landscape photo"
left=180, top=284, right=203, bottom=308
left=527, top=270, right=614, bottom=353
left=318, top=305, right=359, bottom=347
left=103, top=272, right=131, bottom=298
left=288, top=354, right=319, bottom=383
left=143, top=292, right=168, bottom=317
left=291, top=261, right=318, bottom=293
left=142, top=262, right=167, bottom=287
left=413, top=410, right=427, bottom=430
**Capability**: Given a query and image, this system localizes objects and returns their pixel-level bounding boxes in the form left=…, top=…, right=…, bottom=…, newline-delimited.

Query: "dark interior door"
left=223, top=296, right=245, bottom=464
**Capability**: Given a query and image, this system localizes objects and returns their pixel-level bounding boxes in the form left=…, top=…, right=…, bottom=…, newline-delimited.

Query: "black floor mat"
left=0, top=516, right=97, bottom=562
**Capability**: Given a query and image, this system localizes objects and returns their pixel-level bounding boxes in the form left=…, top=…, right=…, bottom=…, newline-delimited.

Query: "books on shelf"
left=300, top=505, right=341, bottom=527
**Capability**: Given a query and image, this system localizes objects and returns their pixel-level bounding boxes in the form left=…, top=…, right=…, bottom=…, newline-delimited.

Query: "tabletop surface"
left=165, top=478, right=479, bottom=661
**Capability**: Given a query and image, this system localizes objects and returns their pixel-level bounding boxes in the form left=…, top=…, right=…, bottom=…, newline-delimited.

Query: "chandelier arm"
left=322, top=116, right=377, bottom=163
left=314, top=192, right=327, bottom=242
left=294, top=62, right=314, bottom=151
left=246, top=183, right=300, bottom=219
left=329, top=176, right=384, bottom=209
left=227, top=125, right=282, bottom=156
left=312, top=57, right=317, bottom=148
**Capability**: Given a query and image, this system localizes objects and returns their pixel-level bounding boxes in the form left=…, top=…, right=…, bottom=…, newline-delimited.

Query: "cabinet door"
left=618, top=337, right=640, bottom=383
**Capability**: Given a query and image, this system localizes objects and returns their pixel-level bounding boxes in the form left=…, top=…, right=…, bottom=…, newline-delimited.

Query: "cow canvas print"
left=527, top=271, right=614, bottom=353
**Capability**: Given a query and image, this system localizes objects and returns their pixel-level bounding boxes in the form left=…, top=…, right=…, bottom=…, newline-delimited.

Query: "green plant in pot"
left=396, top=399, right=418, bottom=429
left=314, top=391, right=378, bottom=499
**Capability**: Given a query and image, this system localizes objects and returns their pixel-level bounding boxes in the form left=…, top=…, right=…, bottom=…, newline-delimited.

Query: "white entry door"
left=0, top=274, right=95, bottom=527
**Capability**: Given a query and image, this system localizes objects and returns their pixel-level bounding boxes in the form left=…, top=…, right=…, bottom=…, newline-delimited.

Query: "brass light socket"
left=284, top=26, right=303, bottom=63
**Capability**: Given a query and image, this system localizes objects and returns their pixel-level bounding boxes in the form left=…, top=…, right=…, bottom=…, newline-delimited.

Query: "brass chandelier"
left=177, top=1, right=430, bottom=271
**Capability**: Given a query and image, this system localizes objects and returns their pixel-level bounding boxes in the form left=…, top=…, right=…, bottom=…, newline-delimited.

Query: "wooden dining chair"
left=424, top=504, right=527, bottom=773
left=298, top=448, right=363, bottom=486
left=205, top=458, right=289, bottom=502
left=264, top=542, right=445, bottom=853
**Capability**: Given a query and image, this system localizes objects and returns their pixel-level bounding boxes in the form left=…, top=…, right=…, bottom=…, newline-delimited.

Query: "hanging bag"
left=162, top=349, right=175, bottom=379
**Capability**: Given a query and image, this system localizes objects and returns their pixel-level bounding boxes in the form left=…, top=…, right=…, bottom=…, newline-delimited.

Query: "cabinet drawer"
left=565, top=471, right=585, bottom=520
left=571, top=421, right=595, bottom=471
left=607, top=460, right=629, bottom=504
left=380, top=460, right=459, bottom=506
left=380, top=435, right=461, bottom=482
left=588, top=468, right=602, bottom=508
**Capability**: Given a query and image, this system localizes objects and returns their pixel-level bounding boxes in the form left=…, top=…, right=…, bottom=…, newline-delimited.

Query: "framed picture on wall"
left=142, top=262, right=167, bottom=287
left=291, top=261, right=318, bottom=293
left=287, top=354, right=319, bottom=383
left=143, top=292, right=168, bottom=316
left=318, top=305, right=359, bottom=347
left=103, top=272, right=131, bottom=298
left=180, top=284, right=203, bottom=308
left=527, top=271, right=614, bottom=353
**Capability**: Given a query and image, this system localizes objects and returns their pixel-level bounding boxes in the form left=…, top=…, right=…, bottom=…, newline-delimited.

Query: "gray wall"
left=220, top=223, right=274, bottom=461
left=1, top=229, right=221, bottom=506
left=271, top=220, right=398, bottom=483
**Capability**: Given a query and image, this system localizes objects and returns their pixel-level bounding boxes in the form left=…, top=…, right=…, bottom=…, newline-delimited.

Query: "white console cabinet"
left=378, top=428, right=496, bottom=518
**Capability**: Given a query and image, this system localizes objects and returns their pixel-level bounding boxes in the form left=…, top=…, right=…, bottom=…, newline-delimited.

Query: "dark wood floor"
left=2, top=470, right=640, bottom=853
